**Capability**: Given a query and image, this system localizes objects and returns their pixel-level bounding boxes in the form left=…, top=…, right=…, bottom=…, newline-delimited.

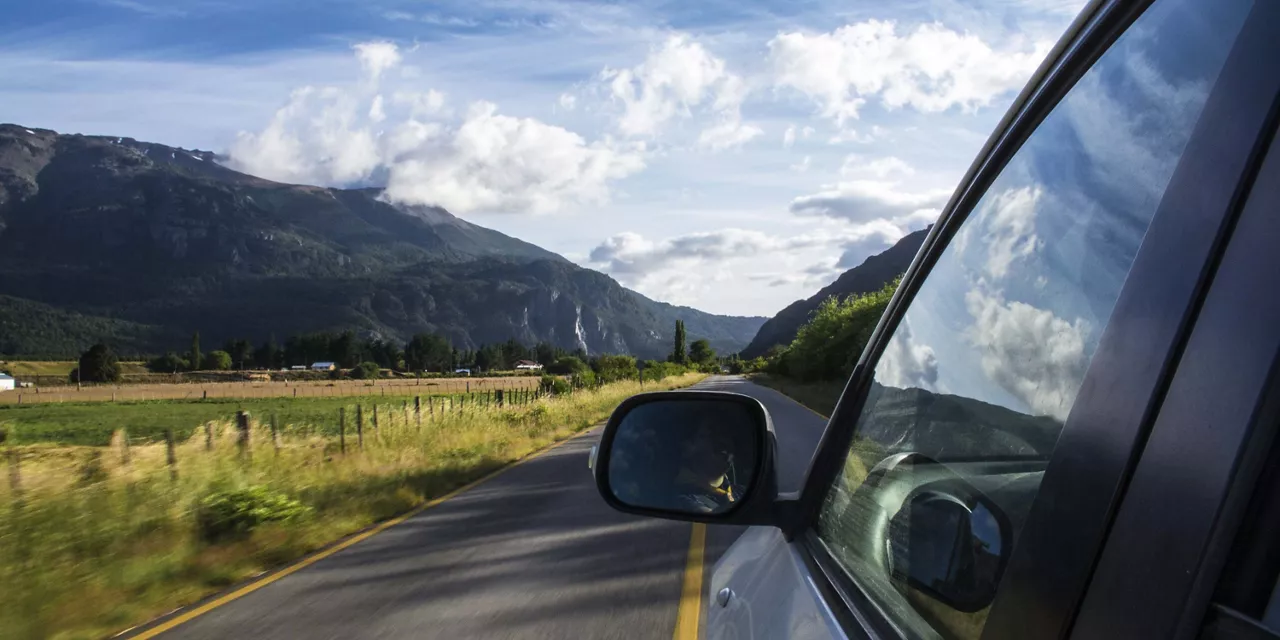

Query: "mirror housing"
left=593, top=391, right=785, bottom=526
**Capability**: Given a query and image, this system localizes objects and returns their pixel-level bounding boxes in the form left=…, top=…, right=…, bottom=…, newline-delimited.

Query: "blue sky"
left=1, top=0, right=1085, bottom=316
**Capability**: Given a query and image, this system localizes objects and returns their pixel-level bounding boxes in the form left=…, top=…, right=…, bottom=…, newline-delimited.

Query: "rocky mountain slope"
left=741, top=228, right=929, bottom=358
left=0, top=124, right=764, bottom=358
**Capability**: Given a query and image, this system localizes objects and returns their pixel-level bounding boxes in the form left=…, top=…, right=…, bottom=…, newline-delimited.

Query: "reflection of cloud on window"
left=964, top=287, right=1090, bottom=421
left=877, top=318, right=938, bottom=391
left=954, top=186, right=1041, bottom=280
left=1060, top=51, right=1210, bottom=218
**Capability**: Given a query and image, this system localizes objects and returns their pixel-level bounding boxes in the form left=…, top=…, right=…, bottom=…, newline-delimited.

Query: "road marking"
left=673, top=523, right=706, bottom=640
left=129, top=432, right=589, bottom=639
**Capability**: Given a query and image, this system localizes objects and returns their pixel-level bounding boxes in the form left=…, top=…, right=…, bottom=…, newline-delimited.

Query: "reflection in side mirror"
left=595, top=392, right=769, bottom=519
left=888, top=491, right=1010, bottom=613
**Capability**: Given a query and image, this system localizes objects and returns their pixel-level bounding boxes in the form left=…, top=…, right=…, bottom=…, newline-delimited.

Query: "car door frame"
left=768, top=0, right=1280, bottom=638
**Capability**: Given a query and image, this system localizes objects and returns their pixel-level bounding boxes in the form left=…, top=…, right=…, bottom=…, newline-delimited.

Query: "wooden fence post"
left=466, top=381, right=470, bottom=393
left=165, top=429, right=178, bottom=481
left=356, top=405, right=364, bottom=449
left=373, top=405, right=379, bottom=431
left=7, top=448, right=21, bottom=501
left=119, top=428, right=131, bottom=466
left=415, top=396, right=422, bottom=428
left=497, top=389, right=504, bottom=406
left=339, top=407, right=347, bottom=455
left=235, top=411, right=251, bottom=459
left=204, top=422, right=214, bottom=451
left=270, top=414, right=281, bottom=454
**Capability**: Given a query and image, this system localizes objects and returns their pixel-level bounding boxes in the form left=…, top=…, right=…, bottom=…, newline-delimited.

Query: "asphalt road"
left=143, top=375, right=829, bottom=640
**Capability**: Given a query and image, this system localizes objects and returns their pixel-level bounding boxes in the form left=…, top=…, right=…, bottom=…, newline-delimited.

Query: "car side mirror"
left=593, top=391, right=780, bottom=525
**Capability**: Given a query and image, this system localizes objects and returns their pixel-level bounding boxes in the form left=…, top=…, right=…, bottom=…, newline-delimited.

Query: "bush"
left=349, top=361, right=381, bottom=379
left=541, top=375, right=572, bottom=395
left=779, top=279, right=898, bottom=382
left=206, top=350, right=233, bottom=371
left=73, top=343, right=122, bottom=383
left=146, top=352, right=188, bottom=373
left=594, top=354, right=637, bottom=383
left=195, top=485, right=312, bottom=543
left=545, top=356, right=589, bottom=375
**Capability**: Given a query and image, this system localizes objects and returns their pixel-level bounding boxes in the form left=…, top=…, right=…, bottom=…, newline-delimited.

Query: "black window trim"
left=1068, top=12, right=1280, bottom=633
left=779, top=0, right=1276, bottom=638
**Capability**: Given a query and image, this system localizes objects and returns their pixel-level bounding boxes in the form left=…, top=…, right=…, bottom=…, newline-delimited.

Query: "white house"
left=0, top=373, right=14, bottom=391
left=311, top=362, right=336, bottom=371
left=514, top=360, right=543, bottom=371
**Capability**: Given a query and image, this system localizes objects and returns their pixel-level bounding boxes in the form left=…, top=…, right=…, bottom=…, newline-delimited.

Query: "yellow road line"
left=129, top=432, right=588, bottom=639
left=673, top=523, right=707, bottom=640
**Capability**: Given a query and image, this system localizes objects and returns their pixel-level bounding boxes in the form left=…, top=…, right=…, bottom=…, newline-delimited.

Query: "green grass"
left=0, top=360, right=148, bottom=377
left=0, top=390, right=540, bottom=446
left=0, top=373, right=704, bottom=640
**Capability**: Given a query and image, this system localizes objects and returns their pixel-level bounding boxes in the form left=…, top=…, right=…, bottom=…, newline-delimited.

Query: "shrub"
left=195, top=485, right=312, bottom=543
left=349, top=361, right=381, bottom=380
left=545, top=356, right=589, bottom=375
left=73, top=343, right=122, bottom=383
left=146, top=352, right=188, bottom=373
left=594, top=354, right=637, bottom=383
left=780, top=279, right=898, bottom=381
left=206, top=350, right=233, bottom=371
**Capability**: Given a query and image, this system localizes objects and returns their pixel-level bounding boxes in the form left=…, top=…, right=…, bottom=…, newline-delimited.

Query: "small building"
left=514, top=360, right=543, bottom=371
left=311, top=362, right=336, bottom=371
left=454, top=368, right=471, bottom=376
left=290, top=365, right=307, bottom=371
left=0, top=373, right=14, bottom=392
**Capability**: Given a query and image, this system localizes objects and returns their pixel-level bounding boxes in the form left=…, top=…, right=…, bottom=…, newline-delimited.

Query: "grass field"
left=0, top=375, right=540, bottom=406
left=0, top=360, right=149, bottom=377
left=0, top=372, right=705, bottom=639
left=0, top=386, right=542, bottom=446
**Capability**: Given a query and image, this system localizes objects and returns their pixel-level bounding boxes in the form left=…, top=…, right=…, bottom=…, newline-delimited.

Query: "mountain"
left=740, top=228, right=929, bottom=358
left=0, top=124, right=764, bottom=358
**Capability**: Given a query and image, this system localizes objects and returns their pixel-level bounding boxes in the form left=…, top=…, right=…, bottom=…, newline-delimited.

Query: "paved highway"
left=135, top=376, right=829, bottom=639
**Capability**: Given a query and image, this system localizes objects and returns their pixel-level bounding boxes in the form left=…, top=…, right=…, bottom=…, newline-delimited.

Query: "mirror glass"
left=888, top=493, right=1008, bottom=613
left=606, top=399, right=760, bottom=515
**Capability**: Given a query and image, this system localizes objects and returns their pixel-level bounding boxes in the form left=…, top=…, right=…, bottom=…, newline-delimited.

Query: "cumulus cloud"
left=228, top=41, right=644, bottom=214
left=588, top=228, right=825, bottom=275
left=965, top=288, right=1090, bottom=421
left=768, top=20, right=1050, bottom=125
left=877, top=318, right=939, bottom=391
left=383, top=102, right=646, bottom=214
left=353, top=41, right=402, bottom=83
left=790, top=179, right=949, bottom=225
left=600, top=34, right=760, bottom=150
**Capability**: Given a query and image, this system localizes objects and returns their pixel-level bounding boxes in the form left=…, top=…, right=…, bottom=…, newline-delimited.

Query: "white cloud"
left=768, top=20, right=1051, bottom=125
left=783, top=124, right=796, bottom=148
left=600, top=33, right=759, bottom=151
left=842, top=155, right=913, bottom=178
left=353, top=41, right=402, bottom=84
left=558, top=93, right=577, bottom=110
left=228, top=41, right=644, bottom=214
left=953, top=185, right=1041, bottom=279
left=383, top=101, right=646, bottom=214
left=790, top=155, right=811, bottom=173
left=801, top=126, right=815, bottom=139
left=790, top=178, right=948, bottom=225
left=877, top=318, right=939, bottom=391
left=965, top=288, right=1090, bottom=421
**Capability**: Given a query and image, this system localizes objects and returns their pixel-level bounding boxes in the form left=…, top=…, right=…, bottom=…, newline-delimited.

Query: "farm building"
left=311, top=362, right=336, bottom=371
left=514, top=360, right=543, bottom=371
left=0, top=373, right=13, bottom=391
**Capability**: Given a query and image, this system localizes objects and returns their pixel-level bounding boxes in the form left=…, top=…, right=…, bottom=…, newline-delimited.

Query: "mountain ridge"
left=0, top=123, right=764, bottom=358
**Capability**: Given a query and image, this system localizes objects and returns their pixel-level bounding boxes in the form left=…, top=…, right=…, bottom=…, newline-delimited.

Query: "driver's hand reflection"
left=673, top=423, right=738, bottom=513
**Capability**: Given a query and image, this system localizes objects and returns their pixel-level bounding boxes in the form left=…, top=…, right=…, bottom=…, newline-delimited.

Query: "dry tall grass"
left=0, top=373, right=704, bottom=639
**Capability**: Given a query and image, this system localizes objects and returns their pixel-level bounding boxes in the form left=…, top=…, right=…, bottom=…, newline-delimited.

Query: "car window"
left=812, top=0, right=1254, bottom=638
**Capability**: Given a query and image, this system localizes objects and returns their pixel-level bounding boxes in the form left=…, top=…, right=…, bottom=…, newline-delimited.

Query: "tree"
left=189, top=331, right=202, bottom=371
left=404, top=333, right=452, bottom=372
left=330, top=331, right=359, bottom=368
left=546, top=356, right=589, bottom=375
left=224, top=339, right=254, bottom=370
left=207, top=350, right=233, bottom=371
left=74, top=343, right=122, bottom=383
left=146, top=352, right=187, bottom=373
left=350, top=361, right=381, bottom=379
left=595, top=354, right=638, bottom=383
left=688, top=339, right=715, bottom=366
left=669, top=320, right=687, bottom=364
left=782, top=279, right=898, bottom=381
left=255, top=335, right=281, bottom=370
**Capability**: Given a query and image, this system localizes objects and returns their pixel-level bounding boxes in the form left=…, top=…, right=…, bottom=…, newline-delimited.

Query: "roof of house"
left=311, top=361, right=335, bottom=366
left=514, top=360, right=540, bottom=366
left=0, top=373, right=13, bottom=380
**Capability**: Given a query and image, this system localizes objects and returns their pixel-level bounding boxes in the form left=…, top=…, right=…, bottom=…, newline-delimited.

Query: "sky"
left=0, top=0, right=1087, bottom=317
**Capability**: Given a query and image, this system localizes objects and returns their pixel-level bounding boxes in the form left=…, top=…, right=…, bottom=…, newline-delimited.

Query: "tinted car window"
left=813, top=0, right=1253, bottom=638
